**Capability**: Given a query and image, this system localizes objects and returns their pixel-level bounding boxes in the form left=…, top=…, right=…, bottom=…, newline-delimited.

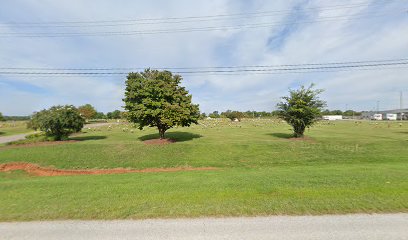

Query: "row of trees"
left=123, top=69, right=325, bottom=138
left=77, top=104, right=123, bottom=120
left=20, top=69, right=326, bottom=141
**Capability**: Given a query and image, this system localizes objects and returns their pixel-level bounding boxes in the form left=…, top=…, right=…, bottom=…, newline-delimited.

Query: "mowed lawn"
left=0, top=121, right=32, bottom=138
left=0, top=119, right=407, bottom=221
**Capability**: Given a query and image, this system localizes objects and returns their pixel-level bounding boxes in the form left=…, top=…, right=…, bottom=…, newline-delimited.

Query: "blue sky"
left=0, top=0, right=407, bottom=115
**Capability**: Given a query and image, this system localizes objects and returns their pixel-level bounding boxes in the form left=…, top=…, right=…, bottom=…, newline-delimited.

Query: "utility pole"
left=401, top=91, right=404, bottom=121
left=376, top=101, right=380, bottom=113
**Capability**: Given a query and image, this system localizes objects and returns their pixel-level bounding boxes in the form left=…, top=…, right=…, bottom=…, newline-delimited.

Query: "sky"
left=0, top=0, right=407, bottom=115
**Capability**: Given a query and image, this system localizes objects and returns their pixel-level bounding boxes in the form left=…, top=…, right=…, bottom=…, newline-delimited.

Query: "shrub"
left=28, top=105, right=85, bottom=141
left=277, top=84, right=326, bottom=138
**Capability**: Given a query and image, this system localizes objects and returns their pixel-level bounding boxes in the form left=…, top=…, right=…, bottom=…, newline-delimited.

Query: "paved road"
left=1, top=214, right=407, bottom=240
left=0, top=133, right=29, bottom=144
left=0, top=123, right=115, bottom=144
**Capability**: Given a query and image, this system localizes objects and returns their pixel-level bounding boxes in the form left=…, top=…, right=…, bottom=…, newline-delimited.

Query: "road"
left=0, top=123, right=114, bottom=144
left=0, top=133, right=28, bottom=144
left=0, top=214, right=407, bottom=240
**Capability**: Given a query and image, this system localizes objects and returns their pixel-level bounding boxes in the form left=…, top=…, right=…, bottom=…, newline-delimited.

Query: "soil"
left=0, top=140, right=78, bottom=150
left=0, top=162, right=218, bottom=177
left=143, top=138, right=176, bottom=145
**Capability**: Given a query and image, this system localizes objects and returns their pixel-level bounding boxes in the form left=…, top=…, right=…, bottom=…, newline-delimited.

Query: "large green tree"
left=28, top=105, right=85, bottom=141
left=124, top=69, right=200, bottom=139
left=277, top=84, right=326, bottom=138
left=78, top=104, right=97, bottom=120
left=0, top=112, right=4, bottom=121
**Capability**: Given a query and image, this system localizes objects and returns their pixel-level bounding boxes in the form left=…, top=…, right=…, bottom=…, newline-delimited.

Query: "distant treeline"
left=2, top=116, right=31, bottom=121
left=0, top=108, right=363, bottom=122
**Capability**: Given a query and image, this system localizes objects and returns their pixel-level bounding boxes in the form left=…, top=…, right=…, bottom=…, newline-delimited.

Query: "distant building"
left=362, top=109, right=408, bottom=120
left=322, top=115, right=343, bottom=121
left=385, top=114, right=397, bottom=121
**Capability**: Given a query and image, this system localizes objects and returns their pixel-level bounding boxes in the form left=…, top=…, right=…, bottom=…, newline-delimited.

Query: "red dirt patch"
left=143, top=138, right=176, bottom=145
left=1, top=140, right=78, bottom=151
left=0, top=162, right=218, bottom=177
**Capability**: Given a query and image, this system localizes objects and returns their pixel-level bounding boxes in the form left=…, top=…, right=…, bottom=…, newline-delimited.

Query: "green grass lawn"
left=0, top=119, right=407, bottom=221
left=0, top=121, right=32, bottom=137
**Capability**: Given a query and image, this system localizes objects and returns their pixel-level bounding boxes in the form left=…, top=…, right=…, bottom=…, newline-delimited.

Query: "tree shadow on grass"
left=267, top=133, right=294, bottom=139
left=69, top=135, right=107, bottom=141
left=0, top=132, right=4, bottom=136
left=139, top=132, right=202, bottom=142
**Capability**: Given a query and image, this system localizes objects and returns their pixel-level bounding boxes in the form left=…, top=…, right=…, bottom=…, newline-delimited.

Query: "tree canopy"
left=28, top=105, right=85, bottom=141
left=0, top=112, right=4, bottom=122
left=124, top=69, right=200, bottom=139
left=222, top=110, right=245, bottom=121
left=277, top=84, right=326, bottom=138
left=78, top=104, right=97, bottom=120
left=106, top=110, right=122, bottom=119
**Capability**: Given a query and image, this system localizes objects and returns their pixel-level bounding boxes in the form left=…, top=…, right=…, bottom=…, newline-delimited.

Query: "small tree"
left=28, top=105, right=85, bottom=141
left=0, top=112, right=4, bottom=121
left=78, top=104, right=97, bottom=120
left=208, top=111, right=220, bottom=118
left=107, top=110, right=122, bottom=119
left=277, top=84, right=326, bottom=138
left=223, top=110, right=244, bottom=121
left=94, top=112, right=106, bottom=119
left=124, top=69, right=200, bottom=139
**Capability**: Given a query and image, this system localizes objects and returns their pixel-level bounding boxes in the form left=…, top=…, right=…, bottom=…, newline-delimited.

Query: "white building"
left=322, top=115, right=343, bottom=121
left=372, top=114, right=383, bottom=121
left=385, top=113, right=397, bottom=121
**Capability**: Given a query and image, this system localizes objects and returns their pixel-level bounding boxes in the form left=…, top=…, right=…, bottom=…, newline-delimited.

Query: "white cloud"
left=0, top=0, right=407, bottom=115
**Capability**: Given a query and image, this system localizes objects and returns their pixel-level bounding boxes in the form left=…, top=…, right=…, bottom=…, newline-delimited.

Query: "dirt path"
left=0, top=162, right=218, bottom=176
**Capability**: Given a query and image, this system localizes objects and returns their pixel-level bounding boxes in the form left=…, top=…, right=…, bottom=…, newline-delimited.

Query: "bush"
left=223, top=110, right=244, bottom=121
left=28, top=105, right=85, bottom=141
left=277, top=84, right=326, bottom=138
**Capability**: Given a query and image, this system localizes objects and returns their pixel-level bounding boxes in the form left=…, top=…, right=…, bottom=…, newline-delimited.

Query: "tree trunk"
left=293, top=125, right=305, bottom=138
left=158, top=128, right=166, bottom=139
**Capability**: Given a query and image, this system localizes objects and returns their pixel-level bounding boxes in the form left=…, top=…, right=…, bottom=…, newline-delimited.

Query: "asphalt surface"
left=0, top=133, right=28, bottom=144
left=0, top=122, right=114, bottom=144
left=1, top=214, right=407, bottom=240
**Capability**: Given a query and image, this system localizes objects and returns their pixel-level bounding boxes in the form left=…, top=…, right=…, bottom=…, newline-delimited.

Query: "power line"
left=0, top=10, right=404, bottom=38
left=0, top=60, right=407, bottom=76
left=1, top=58, right=407, bottom=71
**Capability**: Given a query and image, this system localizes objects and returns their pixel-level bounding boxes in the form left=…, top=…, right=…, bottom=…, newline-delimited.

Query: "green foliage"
left=2, top=116, right=30, bottom=121
left=199, top=112, right=207, bottom=120
left=94, top=112, right=107, bottom=119
left=0, top=112, right=4, bottom=122
left=208, top=111, right=220, bottom=118
left=78, top=104, right=97, bottom=120
left=28, top=105, right=85, bottom=141
left=106, top=110, right=122, bottom=119
left=277, top=84, right=326, bottom=137
left=222, top=110, right=245, bottom=121
left=124, top=69, right=200, bottom=139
